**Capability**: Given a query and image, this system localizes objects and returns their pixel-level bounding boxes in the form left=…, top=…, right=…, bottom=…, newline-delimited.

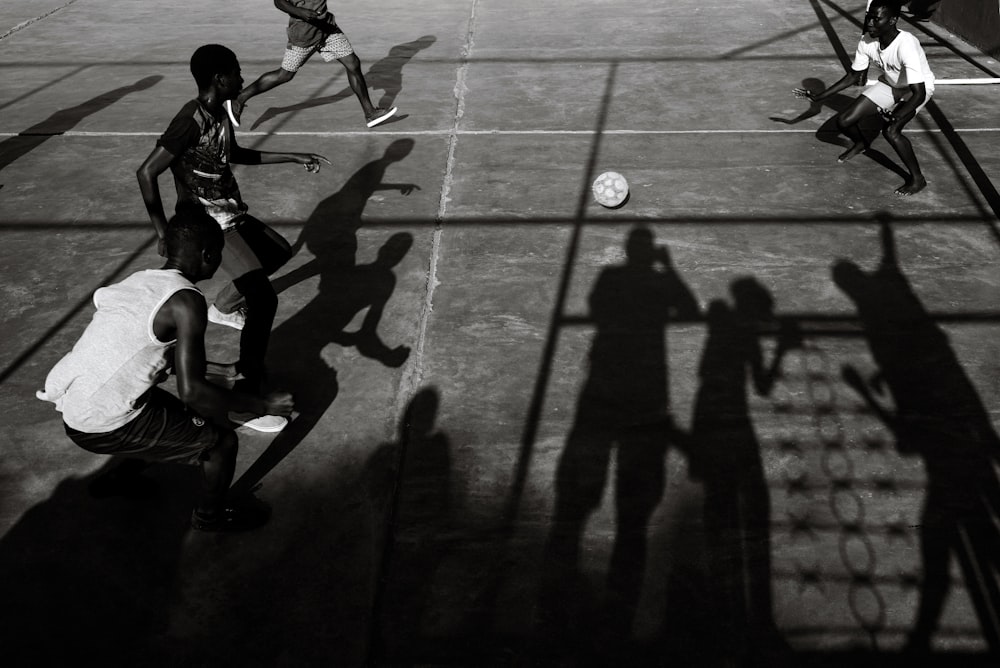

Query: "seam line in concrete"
left=0, top=0, right=79, bottom=41
left=370, top=1, right=480, bottom=664
left=394, top=0, right=479, bottom=404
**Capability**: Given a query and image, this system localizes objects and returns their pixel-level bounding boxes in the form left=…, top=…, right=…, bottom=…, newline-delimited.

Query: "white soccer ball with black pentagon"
left=592, top=171, right=629, bottom=208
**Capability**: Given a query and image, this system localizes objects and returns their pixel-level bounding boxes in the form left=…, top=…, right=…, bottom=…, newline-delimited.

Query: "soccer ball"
left=592, top=171, right=629, bottom=208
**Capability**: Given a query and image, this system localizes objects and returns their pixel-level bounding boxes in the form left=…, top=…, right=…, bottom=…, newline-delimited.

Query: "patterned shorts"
left=282, top=31, right=355, bottom=72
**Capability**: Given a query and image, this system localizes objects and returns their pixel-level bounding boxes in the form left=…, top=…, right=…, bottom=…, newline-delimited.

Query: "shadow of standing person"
left=835, top=218, right=1000, bottom=657
left=229, top=142, right=418, bottom=496
left=539, top=226, right=699, bottom=660
left=0, top=75, right=163, bottom=174
left=369, top=387, right=456, bottom=663
left=684, top=278, right=799, bottom=666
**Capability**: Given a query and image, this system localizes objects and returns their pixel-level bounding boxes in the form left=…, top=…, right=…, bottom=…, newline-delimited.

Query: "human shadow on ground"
left=369, top=387, right=457, bottom=663
left=230, top=142, right=419, bottom=496
left=835, top=218, right=1000, bottom=657
left=0, top=458, right=194, bottom=665
left=770, top=77, right=907, bottom=181
left=0, top=75, right=163, bottom=174
left=154, top=394, right=439, bottom=667
left=537, top=226, right=700, bottom=662
left=664, top=277, right=800, bottom=667
left=249, top=36, right=436, bottom=130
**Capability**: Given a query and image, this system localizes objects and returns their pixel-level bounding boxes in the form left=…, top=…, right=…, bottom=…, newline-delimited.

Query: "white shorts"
left=282, top=31, right=354, bottom=72
left=861, top=80, right=933, bottom=115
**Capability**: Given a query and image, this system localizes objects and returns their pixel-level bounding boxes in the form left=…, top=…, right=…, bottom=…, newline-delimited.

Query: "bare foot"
left=895, top=175, right=927, bottom=196
left=837, top=143, right=867, bottom=162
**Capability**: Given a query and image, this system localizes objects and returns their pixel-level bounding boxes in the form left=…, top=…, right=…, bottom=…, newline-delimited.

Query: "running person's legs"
left=314, top=31, right=396, bottom=126
left=231, top=45, right=314, bottom=121
left=237, top=28, right=396, bottom=127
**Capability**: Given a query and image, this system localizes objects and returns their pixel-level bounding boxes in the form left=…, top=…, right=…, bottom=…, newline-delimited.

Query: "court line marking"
left=3, top=127, right=997, bottom=138
left=935, top=78, right=1000, bottom=85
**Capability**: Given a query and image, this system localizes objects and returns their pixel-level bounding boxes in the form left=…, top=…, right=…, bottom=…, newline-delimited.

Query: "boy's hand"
left=879, top=108, right=898, bottom=125
left=792, top=87, right=816, bottom=101
left=297, top=153, right=332, bottom=174
left=263, top=391, right=295, bottom=417
left=304, top=9, right=334, bottom=24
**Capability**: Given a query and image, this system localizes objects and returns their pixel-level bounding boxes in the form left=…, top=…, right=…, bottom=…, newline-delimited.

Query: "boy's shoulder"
left=163, top=99, right=213, bottom=133
left=171, top=99, right=204, bottom=120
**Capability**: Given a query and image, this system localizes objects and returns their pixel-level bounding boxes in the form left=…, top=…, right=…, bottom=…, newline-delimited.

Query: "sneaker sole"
left=208, top=310, right=245, bottom=331
left=366, top=107, right=397, bottom=128
left=232, top=418, right=288, bottom=433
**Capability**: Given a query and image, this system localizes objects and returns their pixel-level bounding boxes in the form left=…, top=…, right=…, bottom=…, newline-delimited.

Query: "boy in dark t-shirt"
left=228, top=0, right=396, bottom=129
left=138, top=44, right=330, bottom=432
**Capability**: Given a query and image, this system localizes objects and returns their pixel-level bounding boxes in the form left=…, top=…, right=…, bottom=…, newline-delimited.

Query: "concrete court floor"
left=1, top=0, right=1000, bottom=665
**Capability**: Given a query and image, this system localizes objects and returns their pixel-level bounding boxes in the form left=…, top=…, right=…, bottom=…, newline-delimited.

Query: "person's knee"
left=208, top=429, right=238, bottom=463
left=340, top=53, right=361, bottom=73
left=882, top=124, right=905, bottom=143
left=835, top=111, right=856, bottom=130
left=277, top=68, right=296, bottom=83
left=233, top=269, right=278, bottom=315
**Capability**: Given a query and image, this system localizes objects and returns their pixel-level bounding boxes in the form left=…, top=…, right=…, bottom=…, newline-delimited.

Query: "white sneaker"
left=229, top=412, right=288, bottom=433
left=208, top=304, right=246, bottom=331
left=365, top=106, right=397, bottom=128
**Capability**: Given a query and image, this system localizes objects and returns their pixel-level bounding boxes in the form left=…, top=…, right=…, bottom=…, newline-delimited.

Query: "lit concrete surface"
left=1, top=0, right=999, bottom=665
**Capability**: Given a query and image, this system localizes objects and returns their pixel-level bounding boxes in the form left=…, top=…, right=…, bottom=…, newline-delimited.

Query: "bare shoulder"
left=150, top=287, right=203, bottom=342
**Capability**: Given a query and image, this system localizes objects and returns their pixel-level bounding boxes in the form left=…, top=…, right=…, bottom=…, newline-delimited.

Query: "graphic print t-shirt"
left=158, top=99, right=247, bottom=229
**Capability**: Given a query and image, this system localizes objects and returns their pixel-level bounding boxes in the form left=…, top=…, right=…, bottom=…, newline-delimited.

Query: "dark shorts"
left=65, top=388, right=225, bottom=465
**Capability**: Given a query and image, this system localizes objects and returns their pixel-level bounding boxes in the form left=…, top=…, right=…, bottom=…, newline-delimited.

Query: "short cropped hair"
left=867, top=0, right=902, bottom=18
left=190, top=44, right=238, bottom=89
left=165, top=206, right=223, bottom=256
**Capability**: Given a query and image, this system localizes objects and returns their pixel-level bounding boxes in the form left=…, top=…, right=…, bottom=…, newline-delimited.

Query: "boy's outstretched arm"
left=230, top=139, right=331, bottom=172
left=793, top=68, right=867, bottom=104
left=137, top=146, right=176, bottom=254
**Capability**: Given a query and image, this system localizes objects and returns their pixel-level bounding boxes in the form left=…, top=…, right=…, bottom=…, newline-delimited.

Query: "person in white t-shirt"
left=794, top=0, right=934, bottom=195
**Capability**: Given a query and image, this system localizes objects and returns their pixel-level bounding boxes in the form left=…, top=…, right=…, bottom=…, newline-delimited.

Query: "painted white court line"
left=4, top=127, right=997, bottom=139
left=934, top=78, right=1000, bottom=85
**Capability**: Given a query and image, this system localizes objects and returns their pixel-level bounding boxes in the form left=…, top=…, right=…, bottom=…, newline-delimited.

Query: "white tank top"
left=38, top=269, right=201, bottom=432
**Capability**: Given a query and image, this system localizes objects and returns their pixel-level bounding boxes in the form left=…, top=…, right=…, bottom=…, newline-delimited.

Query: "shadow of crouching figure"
left=539, top=226, right=699, bottom=659
left=685, top=278, right=798, bottom=666
left=0, top=460, right=194, bottom=665
left=835, top=220, right=1000, bottom=656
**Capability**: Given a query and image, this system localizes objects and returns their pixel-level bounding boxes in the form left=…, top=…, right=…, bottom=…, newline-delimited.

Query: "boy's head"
left=865, top=1, right=901, bottom=32
left=190, top=44, right=241, bottom=92
left=165, top=206, right=224, bottom=280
